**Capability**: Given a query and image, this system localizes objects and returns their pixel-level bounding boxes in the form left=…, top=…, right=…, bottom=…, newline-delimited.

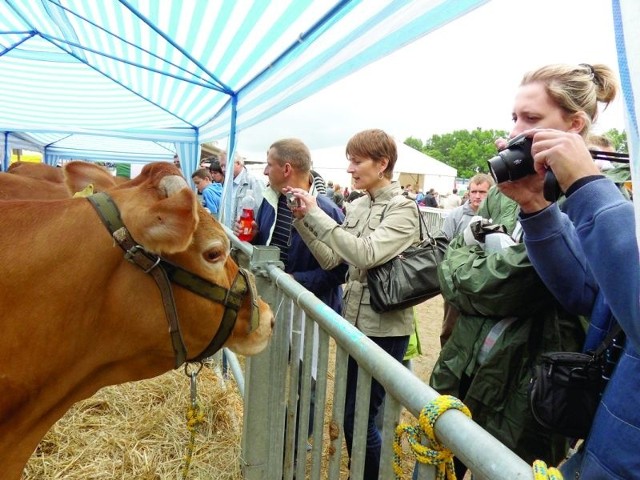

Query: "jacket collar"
left=367, top=181, right=400, bottom=202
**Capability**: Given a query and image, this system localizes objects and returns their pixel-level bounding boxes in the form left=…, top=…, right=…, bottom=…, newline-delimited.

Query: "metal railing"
left=419, top=206, right=448, bottom=234
left=229, top=232, right=534, bottom=480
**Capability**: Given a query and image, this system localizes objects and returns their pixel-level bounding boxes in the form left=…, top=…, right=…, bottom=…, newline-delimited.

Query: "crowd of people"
left=179, top=60, right=635, bottom=480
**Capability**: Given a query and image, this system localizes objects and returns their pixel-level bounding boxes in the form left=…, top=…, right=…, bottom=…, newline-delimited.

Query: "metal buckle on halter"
left=123, top=244, right=143, bottom=263
left=123, top=244, right=161, bottom=273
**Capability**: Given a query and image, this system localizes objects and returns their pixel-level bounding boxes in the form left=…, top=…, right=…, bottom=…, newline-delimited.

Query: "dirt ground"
left=411, top=294, right=444, bottom=383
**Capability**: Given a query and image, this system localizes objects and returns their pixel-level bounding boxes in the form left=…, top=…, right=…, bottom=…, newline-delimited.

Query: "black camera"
left=487, top=133, right=562, bottom=202
left=286, top=192, right=300, bottom=208
left=487, top=133, right=534, bottom=184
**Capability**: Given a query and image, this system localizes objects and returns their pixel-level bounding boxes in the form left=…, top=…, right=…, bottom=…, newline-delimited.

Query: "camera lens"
left=486, top=134, right=534, bottom=183
left=488, top=154, right=510, bottom=183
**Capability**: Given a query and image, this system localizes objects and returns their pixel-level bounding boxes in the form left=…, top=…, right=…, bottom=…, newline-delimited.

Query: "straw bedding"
left=23, top=362, right=244, bottom=479
left=21, top=298, right=446, bottom=480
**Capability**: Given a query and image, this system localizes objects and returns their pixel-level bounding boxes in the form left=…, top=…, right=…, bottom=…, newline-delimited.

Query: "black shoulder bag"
left=529, top=324, right=624, bottom=438
left=367, top=202, right=447, bottom=313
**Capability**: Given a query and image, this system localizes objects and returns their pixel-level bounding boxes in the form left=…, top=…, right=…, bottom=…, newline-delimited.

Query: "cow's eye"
left=204, top=248, right=225, bottom=263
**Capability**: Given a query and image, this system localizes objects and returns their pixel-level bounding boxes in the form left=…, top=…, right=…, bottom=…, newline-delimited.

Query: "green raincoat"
left=430, top=187, right=585, bottom=465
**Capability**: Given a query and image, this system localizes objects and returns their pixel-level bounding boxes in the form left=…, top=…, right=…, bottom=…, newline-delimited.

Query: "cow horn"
left=160, top=175, right=189, bottom=197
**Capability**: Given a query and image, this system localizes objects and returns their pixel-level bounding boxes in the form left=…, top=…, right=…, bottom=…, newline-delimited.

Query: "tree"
left=404, top=136, right=424, bottom=151
left=406, top=128, right=628, bottom=180
left=602, top=128, right=627, bottom=153
left=406, top=128, right=508, bottom=179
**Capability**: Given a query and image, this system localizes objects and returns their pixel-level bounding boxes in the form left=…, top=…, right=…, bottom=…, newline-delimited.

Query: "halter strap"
left=87, top=191, right=256, bottom=368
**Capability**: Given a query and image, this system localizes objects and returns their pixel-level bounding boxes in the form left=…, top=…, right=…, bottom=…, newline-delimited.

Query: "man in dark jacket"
left=234, top=138, right=347, bottom=449
left=423, top=188, right=438, bottom=207
left=249, top=139, right=347, bottom=311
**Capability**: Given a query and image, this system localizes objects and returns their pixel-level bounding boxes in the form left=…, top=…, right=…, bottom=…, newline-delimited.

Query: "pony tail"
left=592, top=63, right=619, bottom=107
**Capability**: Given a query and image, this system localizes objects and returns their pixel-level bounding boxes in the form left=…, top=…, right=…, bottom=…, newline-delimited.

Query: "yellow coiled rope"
left=393, top=395, right=471, bottom=480
left=181, top=363, right=205, bottom=480
left=392, top=394, right=564, bottom=480
left=532, top=460, right=564, bottom=480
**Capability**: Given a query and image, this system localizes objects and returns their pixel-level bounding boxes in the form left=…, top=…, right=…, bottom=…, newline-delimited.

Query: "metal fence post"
left=240, top=246, right=283, bottom=480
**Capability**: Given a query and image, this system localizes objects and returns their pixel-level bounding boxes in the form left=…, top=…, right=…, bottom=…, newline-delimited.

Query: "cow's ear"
left=64, top=162, right=117, bottom=195
left=125, top=178, right=199, bottom=254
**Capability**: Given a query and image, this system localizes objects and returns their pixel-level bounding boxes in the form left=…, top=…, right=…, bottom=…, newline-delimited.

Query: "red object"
left=238, top=207, right=254, bottom=242
left=237, top=189, right=256, bottom=242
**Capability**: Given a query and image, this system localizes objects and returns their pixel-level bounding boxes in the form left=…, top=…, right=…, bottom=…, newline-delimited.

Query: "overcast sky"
left=232, top=0, right=625, bottom=163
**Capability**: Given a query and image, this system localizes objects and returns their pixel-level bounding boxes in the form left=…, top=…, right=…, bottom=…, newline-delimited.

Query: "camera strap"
left=589, top=149, right=629, bottom=163
left=591, top=323, right=623, bottom=358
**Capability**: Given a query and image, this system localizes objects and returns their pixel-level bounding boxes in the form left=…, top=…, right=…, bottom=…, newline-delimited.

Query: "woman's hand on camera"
left=498, top=173, right=549, bottom=213
left=529, top=129, right=600, bottom=192
left=282, top=187, right=317, bottom=218
left=495, top=134, right=550, bottom=213
left=495, top=137, right=509, bottom=151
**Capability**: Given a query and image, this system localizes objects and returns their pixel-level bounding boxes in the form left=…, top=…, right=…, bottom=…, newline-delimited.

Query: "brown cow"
left=0, top=171, right=69, bottom=199
left=8, top=160, right=65, bottom=183
left=0, top=161, right=273, bottom=478
left=1, top=161, right=125, bottom=200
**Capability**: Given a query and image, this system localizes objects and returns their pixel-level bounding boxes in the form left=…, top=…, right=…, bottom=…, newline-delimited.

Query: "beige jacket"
left=294, top=182, right=419, bottom=337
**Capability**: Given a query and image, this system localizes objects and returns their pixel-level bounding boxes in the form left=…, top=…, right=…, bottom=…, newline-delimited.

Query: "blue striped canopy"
left=0, top=0, right=488, bottom=179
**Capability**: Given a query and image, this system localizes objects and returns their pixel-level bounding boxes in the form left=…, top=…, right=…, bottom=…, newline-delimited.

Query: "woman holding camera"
left=430, top=63, right=618, bottom=477
left=498, top=64, right=638, bottom=480
left=287, top=128, right=420, bottom=479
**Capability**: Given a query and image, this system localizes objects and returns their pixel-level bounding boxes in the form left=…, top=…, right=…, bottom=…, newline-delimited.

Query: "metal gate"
left=227, top=234, right=533, bottom=480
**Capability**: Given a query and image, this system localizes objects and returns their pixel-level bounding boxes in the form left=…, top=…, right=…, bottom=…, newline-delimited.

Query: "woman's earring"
left=378, top=171, right=383, bottom=179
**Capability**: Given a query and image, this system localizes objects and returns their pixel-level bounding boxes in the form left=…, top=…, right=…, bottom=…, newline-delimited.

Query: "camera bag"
left=529, top=324, right=623, bottom=438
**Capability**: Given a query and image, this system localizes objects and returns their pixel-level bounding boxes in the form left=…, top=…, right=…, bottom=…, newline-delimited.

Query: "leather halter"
left=87, top=192, right=260, bottom=368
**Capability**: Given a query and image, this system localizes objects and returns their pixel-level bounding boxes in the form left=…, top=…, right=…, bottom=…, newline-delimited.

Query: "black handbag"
left=529, top=324, right=624, bottom=438
left=367, top=202, right=447, bottom=313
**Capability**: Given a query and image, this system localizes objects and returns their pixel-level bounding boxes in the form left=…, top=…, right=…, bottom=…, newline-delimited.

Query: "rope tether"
left=393, top=395, right=471, bottom=480
left=532, top=460, right=564, bottom=480
left=393, top=395, right=565, bottom=480
left=181, top=363, right=205, bottom=479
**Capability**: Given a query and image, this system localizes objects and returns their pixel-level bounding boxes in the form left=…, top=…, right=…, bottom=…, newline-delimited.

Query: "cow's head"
left=64, top=161, right=273, bottom=359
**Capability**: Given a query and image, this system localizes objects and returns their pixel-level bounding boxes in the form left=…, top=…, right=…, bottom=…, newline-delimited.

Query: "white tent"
left=310, top=142, right=456, bottom=194
left=395, top=143, right=457, bottom=195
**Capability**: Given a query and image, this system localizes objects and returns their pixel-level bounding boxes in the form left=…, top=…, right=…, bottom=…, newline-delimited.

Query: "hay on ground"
left=23, top=361, right=244, bottom=480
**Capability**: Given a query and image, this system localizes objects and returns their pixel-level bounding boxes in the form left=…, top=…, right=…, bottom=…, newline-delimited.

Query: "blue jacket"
left=254, top=186, right=348, bottom=314
left=520, top=177, right=639, bottom=479
left=202, top=182, right=223, bottom=215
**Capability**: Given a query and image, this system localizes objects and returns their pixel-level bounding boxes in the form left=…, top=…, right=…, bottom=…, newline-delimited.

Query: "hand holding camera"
left=282, top=187, right=317, bottom=218
left=488, top=132, right=562, bottom=202
left=526, top=129, right=601, bottom=191
left=489, top=130, right=600, bottom=203
left=285, top=192, right=300, bottom=209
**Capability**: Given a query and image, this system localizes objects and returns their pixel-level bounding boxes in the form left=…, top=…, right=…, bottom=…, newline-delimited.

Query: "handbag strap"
left=379, top=196, right=428, bottom=242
